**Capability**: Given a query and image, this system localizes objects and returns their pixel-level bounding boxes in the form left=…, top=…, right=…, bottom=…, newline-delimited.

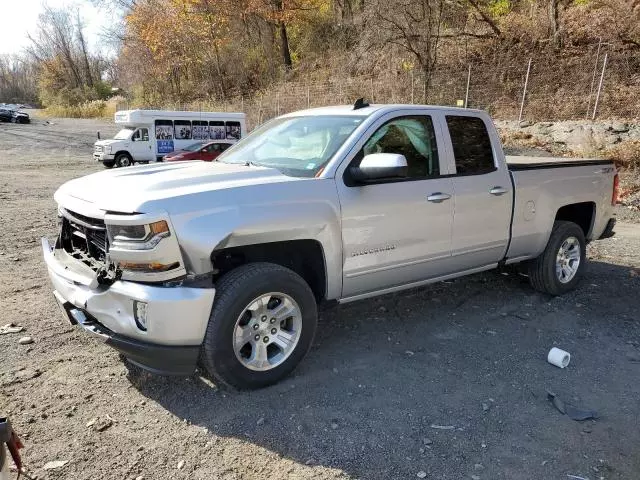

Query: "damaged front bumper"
left=42, top=237, right=216, bottom=375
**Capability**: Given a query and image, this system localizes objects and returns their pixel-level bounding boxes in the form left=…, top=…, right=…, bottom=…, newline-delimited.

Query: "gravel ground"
left=1, top=117, right=639, bottom=480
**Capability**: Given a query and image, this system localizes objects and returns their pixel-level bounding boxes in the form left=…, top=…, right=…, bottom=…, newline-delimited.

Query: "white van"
left=93, top=110, right=246, bottom=168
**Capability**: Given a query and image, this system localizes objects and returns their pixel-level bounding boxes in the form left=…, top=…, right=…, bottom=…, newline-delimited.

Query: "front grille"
left=59, top=209, right=108, bottom=272
left=94, top=145, right=103, bottom=153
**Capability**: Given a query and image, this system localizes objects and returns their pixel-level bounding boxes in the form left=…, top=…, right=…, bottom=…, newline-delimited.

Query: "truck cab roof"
left=280, top=104, right=486, bottom=118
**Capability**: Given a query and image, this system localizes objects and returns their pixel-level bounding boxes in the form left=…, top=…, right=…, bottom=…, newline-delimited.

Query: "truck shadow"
left=129, top=260, right=640, bottom=479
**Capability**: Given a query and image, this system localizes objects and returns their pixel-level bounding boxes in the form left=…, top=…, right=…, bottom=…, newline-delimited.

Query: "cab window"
left=348, top=115, right=440, bottom=183
left=132, top=128, right=149, bottom=141
left=445, top=116, right=495, bottom=175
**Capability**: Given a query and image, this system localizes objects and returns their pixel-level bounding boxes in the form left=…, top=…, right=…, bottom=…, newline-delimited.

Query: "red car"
left=163, top=141, right=234, bottom=162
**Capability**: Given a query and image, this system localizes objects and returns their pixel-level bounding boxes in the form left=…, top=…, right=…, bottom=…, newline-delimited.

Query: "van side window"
left=174, top=120, right=192, bottom=140
left=209, top=121, right=225, bottom=140
left=192, top=121, right=209, bottom=140
left=445, top=116, right=495, bottom=175
left=226, top=121, right=241, bottom=140
left=155, top=120, right=173, bottom=140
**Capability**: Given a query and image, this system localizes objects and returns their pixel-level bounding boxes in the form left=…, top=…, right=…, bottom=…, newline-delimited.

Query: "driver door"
left=131, top=128, right=153, bottom=161
left=336, top=113, right=455, bottom=299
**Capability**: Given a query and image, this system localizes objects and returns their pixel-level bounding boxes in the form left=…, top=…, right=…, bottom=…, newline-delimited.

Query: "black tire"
left=201, top=262, right=318, bottom=390
left=102, top=160, right=115, bottom=169
left=528, top=220, right=586, bottom=295
left=115, top=153, right=132, bottom=167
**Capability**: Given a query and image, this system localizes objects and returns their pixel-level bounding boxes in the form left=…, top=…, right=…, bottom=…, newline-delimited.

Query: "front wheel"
left=528, top=220, right=586, bottom=295
left=102, top=160, right=115, bottom=169
left=201, top=263, right=318, bottom=390
left=115, top=153, right=132, bottom=167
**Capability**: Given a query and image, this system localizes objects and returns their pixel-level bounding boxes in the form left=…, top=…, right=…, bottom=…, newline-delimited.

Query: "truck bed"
left=506, top=155, right=612, bottom=170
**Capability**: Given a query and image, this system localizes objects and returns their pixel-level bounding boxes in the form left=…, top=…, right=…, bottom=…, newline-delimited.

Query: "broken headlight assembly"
left=107, top=220, right=170, bottom=250
left=106, top=219, right=185, bottom=279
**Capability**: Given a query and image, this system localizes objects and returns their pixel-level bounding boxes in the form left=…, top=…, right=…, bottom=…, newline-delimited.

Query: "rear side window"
left=446, top=116, right=495, bottom=175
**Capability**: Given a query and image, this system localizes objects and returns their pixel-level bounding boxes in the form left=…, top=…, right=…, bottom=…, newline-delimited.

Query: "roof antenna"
left=353, top=98, right=369, bottom=110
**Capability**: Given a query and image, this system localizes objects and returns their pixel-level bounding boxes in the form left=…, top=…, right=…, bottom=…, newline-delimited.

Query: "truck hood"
left=95, top=139, right=125, bottom=147
left=55, top=161, right=302, bottom=214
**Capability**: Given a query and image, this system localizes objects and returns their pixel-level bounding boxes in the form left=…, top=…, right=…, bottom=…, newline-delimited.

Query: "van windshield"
left=217, top=115, right=364, bottom=177
left=114, top=127, right=135, bottom=140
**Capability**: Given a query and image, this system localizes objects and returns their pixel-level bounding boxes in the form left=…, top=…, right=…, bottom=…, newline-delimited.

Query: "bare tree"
left=364, top=0, right=447, bottom=96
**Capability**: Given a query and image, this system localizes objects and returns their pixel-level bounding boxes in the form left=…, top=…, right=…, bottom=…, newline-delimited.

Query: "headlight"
left=107, top=220, right=170, bottom=250
left=107, top=145, right=113, bottom=154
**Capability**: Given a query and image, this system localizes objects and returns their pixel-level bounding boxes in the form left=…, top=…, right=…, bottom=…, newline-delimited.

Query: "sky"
left=0, top=0, right=116, bottom=56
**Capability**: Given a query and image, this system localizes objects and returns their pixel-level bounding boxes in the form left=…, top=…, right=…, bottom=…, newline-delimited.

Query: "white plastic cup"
left=547, top=347, right=571, bottom=368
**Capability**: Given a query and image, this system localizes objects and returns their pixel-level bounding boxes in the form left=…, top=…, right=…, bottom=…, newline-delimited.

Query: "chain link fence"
left=118, top=43, right=639, bottom=130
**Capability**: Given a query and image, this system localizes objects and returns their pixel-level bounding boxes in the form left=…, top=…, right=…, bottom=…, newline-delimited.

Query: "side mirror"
left=96, top=131, right=101, bottom=140
left=350, top=153, right=408, bottom=182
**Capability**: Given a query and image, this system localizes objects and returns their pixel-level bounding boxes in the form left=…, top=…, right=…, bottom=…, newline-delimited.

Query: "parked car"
left=43, top=102, right=618, bottom=390
left=163, top=141, right=235, bottom=162
left=0, top=107, right=30, bottom=123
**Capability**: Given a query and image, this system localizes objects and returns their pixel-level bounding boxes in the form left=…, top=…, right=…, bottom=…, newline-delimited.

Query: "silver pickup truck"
left=42, top=103, right=618, bottom=389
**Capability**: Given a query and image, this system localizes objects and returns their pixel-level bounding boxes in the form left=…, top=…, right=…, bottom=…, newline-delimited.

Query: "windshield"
left=114, top=127, right=135, bottom=140
left=183, top=142, right=204, bottom=152
left=218, top=115, right=364, bottom=177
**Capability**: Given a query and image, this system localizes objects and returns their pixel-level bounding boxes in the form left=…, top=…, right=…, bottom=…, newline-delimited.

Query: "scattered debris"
left=93, top=415, right=115, bottom=432
left=567, top=475, right=588, bottom=480
left=177, top=460, right=185, bottom=470
left=472, top=475, right=481, bottom=480
left=86, top=418, right=98, bottom=428
left=18, top=336, right=34, bottom=345
left=416, top=471, right=427, bottom=478
left=405, top=350, right=415, bottom=356
left=547, top=391, right=599, bottom=421
left=422, top=438, right=433, bottom=445
left=430, top=424, right=455, bottom=430
left=256, top=417, right=265, bottom=426
left=330, top=421, right=338, bottom=430
left=547, top=347, right=571, bottom=368
left=43, top=460, right=68, bottom=470
left=0, top=323, right=24, bottom=335
left=332, top=368, right=339, bottom=374
left=474, top=463, right=484, bottom=470
left=482, top=402, right=491, bottom=412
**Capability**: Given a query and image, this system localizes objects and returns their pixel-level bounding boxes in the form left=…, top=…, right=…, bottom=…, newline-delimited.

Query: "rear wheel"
left=201, top=263, right=318, bottom=390
left=102, top=160, right=115, bottom=169
left=528, top=220, right=586, bottom=295
left=115, top=153, right=132, bottom=167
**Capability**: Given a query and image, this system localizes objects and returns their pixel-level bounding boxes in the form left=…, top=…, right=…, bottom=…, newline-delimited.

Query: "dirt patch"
left=1, top=117, right=640, bottom=480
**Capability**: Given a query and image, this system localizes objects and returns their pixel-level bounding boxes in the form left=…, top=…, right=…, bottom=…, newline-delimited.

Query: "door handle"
left=427, top=192, right=451, bottom=203
left=490, top=186, right=508, bottom=196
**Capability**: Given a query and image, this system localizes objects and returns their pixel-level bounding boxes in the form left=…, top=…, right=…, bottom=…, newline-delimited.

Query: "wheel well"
left=211, top=240, right=327, bottom=301
left=555, top=202, right=595, bottom=237
left=114, top=151, right=131, bottom=159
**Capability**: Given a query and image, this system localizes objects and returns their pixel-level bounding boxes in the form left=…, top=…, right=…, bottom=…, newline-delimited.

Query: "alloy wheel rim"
left=232, top=293, right=302, bottom=371
left=555, top=236, right=581, bottom=283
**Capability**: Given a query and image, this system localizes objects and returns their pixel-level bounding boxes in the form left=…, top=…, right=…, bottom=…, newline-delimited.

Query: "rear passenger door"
left=444, top=114, right=513, bottom=269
